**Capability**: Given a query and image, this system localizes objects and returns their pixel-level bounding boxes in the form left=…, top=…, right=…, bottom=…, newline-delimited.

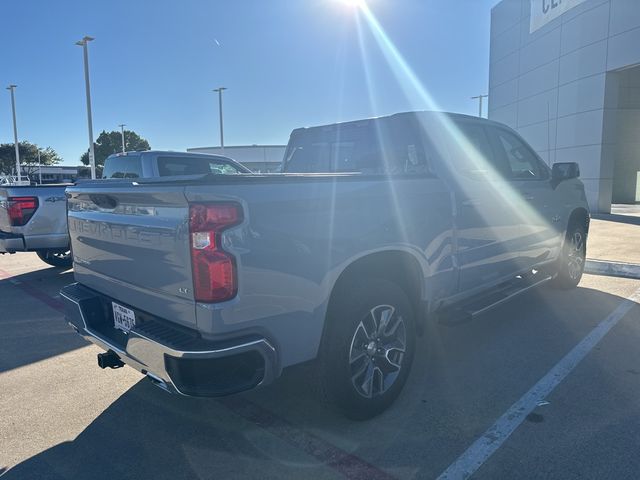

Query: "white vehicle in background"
left=0, top=175, right=32, bottom=186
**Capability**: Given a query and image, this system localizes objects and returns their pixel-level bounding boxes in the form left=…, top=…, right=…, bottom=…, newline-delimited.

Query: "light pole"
left=37, top=148, right=42, bottom=185
left=213, top=87, right=227, bottom=150
left=76, top=36, right=96, bottom=179
left=119, top=124, right=126, bottom=152
left=6, top=85, right=21, bottom=183
left=471, top=94, right=489, bottom=118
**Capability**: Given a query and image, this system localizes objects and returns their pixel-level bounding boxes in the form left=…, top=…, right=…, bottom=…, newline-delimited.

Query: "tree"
left=80, top=129, right=150, bottom=167
left=0, top=142, right=61, bottom=177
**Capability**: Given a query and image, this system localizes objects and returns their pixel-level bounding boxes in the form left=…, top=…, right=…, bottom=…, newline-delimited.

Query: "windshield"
left=284, top=118, right=432, bottom=175
left=156, top=156, right=245, bottom=176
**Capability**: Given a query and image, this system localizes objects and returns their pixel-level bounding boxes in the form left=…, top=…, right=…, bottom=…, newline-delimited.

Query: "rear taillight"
left=189, top=203, right=242, bottom=303
left=7, top=196, right=39, bottom=226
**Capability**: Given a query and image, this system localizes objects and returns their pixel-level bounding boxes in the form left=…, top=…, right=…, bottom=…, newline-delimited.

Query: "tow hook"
left=97, top=350, right=125, bottom=369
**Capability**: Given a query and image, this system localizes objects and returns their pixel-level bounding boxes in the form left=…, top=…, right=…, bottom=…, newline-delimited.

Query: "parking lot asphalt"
left=1, top=253, right=640, bottom=480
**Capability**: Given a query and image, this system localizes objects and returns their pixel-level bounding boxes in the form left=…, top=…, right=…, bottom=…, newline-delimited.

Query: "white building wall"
left=489, top=0, right=640, bottom=212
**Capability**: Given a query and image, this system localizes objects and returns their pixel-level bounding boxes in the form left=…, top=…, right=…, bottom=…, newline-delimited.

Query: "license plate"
left=112, top=302, right=136, bottom=333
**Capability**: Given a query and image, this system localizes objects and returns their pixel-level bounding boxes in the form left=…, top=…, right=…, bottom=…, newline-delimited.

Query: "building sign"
left=530, top=0, right=588, bottom=33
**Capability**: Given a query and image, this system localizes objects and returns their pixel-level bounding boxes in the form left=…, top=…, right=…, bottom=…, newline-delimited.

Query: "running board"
left=438, top=274, right=553, bottom=326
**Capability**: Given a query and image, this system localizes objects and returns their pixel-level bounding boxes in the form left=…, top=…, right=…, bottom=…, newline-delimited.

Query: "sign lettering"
left=530, top=0, right=588, bottom=33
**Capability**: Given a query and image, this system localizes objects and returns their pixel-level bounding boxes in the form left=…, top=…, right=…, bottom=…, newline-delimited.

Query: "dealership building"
left=489, top=0, right=640, bottom=212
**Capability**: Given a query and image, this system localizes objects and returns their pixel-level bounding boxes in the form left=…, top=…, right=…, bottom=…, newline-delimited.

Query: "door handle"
left=461, top=199, right=481, bottom=207
left=523, top=194, right=535, bottom=201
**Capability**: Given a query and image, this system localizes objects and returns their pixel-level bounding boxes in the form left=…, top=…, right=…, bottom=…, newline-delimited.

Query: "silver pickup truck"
left=61, top=111, right=589, bottom=419
left=0, top=184, right=72, bottom=267
left=0, top=151, right=249, bottom=268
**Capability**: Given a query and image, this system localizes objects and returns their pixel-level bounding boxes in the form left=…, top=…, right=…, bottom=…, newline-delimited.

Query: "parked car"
left=60, top=112, right=589, bottom=419
left=0, top=174, right=32, bottom=186
left=0, top=151, right=250, bottom=268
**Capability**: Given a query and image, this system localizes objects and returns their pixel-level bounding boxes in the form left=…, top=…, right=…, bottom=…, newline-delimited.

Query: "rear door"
left=445, top=120, right=522, bottom=293
left=488, top=127, right=563, bottom=270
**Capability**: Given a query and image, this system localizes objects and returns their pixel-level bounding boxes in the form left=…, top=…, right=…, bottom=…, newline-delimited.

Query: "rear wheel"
left=37, top=249, right=72, bottom=268
left=317, top=278, right=416, bottom=420
left=551, top=223, right=587, bottom=289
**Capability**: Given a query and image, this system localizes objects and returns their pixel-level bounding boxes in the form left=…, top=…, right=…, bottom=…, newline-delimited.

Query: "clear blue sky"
left=0, top=0, right=497, bottom=165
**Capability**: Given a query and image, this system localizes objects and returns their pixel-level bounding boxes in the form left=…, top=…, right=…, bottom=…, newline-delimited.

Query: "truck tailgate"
left=66, top=183, right=197, bottom=327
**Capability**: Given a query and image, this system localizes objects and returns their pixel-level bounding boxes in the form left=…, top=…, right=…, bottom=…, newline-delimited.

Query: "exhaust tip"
left=97, top=350, right=124, bottom=369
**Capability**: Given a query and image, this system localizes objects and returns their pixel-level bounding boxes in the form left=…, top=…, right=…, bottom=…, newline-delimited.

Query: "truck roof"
left=106, top=150, right=235, bottom=160
left=289, top=110, right=506, bottom=135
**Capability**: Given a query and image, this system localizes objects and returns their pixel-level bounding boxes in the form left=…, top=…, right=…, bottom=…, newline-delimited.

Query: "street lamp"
left=76, top=36, right=96, bottom=179
left=6, top=85, right=21, bottom=183
left=118, top=124, right=126, bottom=152
left=213, top=87, right=227, bottom=150
left=37, top=148, right=42, bottom=185
left=471, top=94, right=489, bottom=118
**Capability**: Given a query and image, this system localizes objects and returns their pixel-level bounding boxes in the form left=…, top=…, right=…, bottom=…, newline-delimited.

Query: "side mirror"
left=552, top=162, right=580, bottom=183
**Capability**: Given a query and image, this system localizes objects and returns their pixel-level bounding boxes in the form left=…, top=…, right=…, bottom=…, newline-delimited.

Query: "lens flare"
left=335, top=0, right=365, bottom=9
left=354, top=1, right=555, bottom=276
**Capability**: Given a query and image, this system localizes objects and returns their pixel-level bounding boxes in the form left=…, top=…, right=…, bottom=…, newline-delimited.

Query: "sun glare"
left=336, top=0, right=365, bottom=9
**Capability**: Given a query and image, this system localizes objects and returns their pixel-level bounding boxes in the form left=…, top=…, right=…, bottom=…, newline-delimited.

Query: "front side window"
left=451, top=122, right=510, bottom=179
left=493, top=129, right=547, bottom=180
left=209, top=162, right=243, bottom=175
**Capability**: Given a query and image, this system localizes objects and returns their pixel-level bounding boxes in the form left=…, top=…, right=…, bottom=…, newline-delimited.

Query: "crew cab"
left=60, top=112, right=589, bottom=419
left=0, top=151, right=249, bottom=268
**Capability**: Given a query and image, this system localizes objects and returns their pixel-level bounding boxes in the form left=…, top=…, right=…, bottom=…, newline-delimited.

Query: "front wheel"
left=317, top=278, right=416, bottom=420
left=550, top=223, right=587, bottom=289
left=37, top=249, right=73, bottom=268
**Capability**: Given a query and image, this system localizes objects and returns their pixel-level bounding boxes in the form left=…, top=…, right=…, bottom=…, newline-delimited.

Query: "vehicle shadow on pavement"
left=0, top=268, right=85, bottom=373
left=3, top=285, right=639, bottom=480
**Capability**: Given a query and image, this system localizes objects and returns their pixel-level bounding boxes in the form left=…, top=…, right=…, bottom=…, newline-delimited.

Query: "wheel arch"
left=567, top=207, right=590, bottom=234
left=324, top=249, right=427, bottom=337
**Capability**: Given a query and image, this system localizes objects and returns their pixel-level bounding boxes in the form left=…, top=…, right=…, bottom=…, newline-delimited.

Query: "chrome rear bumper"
left=60, top=282, right=279, bottom=397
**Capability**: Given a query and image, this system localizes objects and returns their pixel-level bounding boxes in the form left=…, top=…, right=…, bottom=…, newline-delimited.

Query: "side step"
left=438, top=273, right=553, bottom=326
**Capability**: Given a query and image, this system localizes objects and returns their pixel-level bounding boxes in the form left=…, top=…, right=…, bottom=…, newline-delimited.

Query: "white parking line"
left=437, top=286, right=640, bottom=480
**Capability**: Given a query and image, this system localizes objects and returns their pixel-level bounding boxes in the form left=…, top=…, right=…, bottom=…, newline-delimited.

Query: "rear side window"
left=102, top=155, right=143, bottom=179
left=156, top=156, right=243, bottom=176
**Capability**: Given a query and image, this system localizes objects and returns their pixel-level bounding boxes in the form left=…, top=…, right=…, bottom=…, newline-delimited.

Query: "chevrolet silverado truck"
left=0, top=151, right=249, bottom=268
left=60, top=112, right=589, bottom=419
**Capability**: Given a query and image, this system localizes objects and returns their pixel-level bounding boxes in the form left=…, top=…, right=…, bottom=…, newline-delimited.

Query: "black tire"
left=317, top=278, right=416, bottom=420
left=36, top=249, right=73, bottom=268
left=550, top=222, right=587, bottom=289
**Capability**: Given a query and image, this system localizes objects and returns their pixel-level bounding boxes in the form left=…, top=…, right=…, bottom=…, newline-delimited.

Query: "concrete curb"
left=585, top=259, right=640, bottom=280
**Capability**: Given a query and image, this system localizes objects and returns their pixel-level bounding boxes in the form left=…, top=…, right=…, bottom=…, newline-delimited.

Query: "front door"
left=488, top=127, right=563, bottom=271
left=446, top=120, right=523, bottom=293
